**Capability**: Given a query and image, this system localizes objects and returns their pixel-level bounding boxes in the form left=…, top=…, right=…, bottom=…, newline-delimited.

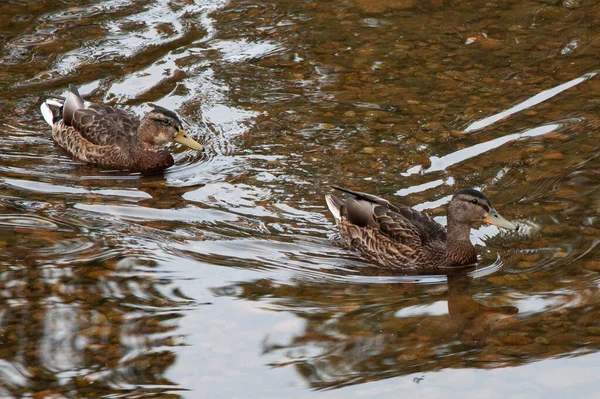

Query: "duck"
left=325, top=186, right=518, bottom=270
left=40, top=84, right=204, bottom=172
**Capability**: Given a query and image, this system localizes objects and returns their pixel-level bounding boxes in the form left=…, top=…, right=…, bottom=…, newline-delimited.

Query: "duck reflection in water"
left=213, top=268, right=520, bottom=389
left=447, top=270, right=518, bottom=347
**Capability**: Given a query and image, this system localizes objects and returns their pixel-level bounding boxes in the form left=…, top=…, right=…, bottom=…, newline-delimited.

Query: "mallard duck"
left=40, top=85, right=204, bottom=172
left=325, top=186, right=518, bottom=270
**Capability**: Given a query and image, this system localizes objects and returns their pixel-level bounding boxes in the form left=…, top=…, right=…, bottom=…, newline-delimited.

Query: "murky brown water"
left=1, top=0, right=599, bottom=397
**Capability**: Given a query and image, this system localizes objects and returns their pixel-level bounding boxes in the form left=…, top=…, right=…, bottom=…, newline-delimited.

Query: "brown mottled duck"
left=326, top=186, right=518, bottom=270
left=40, top=84, right=204, bottom=172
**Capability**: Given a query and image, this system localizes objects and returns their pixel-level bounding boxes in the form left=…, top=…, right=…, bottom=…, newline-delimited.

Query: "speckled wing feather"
left=52, top=122, right=130, bottom=168
left=332, top=186, right=447, bottom=246
left=70, top=104, right=140, bottom=149
left=370, top=204, right=424, bottom=248
left=330, top=191, right=420, bottom=265
left=386, top=201, right=447, bottom=246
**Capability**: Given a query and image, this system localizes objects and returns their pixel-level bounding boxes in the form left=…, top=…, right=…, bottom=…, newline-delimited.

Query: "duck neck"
left=445, top=220, right=477, bottom=266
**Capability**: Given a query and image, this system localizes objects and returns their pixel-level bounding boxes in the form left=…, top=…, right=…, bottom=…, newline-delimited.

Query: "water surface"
left=0, top=0, right=599, bottom=398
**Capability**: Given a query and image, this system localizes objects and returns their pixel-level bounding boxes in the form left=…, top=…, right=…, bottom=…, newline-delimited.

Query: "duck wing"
left=332, top=186, right=447, bottom=246
left=70, top=104, right=140, bottom=148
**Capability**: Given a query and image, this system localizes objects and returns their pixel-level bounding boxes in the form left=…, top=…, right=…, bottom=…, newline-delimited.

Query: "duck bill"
left=174, top=129, right=204, bottom=151
left=483, top=209, right=518, bottom=230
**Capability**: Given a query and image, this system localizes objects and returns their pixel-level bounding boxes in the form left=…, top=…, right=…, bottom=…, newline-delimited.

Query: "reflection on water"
left=446, top=272, right=519, bottom=347
left=0, top=233, right=192, bottom=397
left=464, top=72, right=596, bottom=133
left=0, top=0, right=599, bottom=397
left=212, top=264, right=600, bottom=390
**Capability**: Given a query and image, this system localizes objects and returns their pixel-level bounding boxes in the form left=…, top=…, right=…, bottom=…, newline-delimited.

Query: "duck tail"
left=325, top=194, right=344, bottom=223
left=40, top=98, right=64, bottom=126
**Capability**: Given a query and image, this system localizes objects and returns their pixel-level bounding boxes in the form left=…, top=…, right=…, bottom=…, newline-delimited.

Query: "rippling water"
left=0, top=0, right=599, bottom=398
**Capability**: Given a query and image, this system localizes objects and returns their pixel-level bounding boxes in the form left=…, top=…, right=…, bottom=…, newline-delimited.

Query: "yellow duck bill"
left=174, top=129, right=204, bottom=151
left=483, top=209, right=518, bottom=230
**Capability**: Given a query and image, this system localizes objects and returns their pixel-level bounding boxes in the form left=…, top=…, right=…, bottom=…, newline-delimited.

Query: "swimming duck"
left=325, top=187, right=518, bottom=270
left=40, top=85, right=204, bottom=172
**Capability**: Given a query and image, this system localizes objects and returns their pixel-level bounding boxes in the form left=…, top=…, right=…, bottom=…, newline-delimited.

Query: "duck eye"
left=160, top=119, right=170, bottom=126
left=471, top=199, right=478, bottom=204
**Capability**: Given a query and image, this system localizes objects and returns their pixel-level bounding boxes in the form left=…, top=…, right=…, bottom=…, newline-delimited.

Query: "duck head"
left=138, top=107, right=204, bottom=152
left=448, top=188, right=518, bottom=231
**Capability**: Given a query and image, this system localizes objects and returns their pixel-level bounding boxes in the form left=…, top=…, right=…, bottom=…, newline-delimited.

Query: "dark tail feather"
left=63, top=84, right=85, bottom=126
left=331, top=185, right=397, bottom=212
